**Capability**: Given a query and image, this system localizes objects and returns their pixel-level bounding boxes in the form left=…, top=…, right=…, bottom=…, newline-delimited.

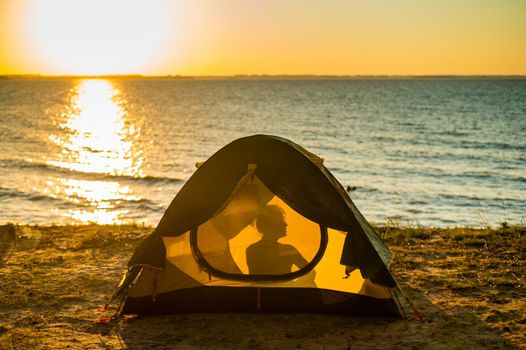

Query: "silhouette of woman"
left=246, top=205, right=308, bottom=275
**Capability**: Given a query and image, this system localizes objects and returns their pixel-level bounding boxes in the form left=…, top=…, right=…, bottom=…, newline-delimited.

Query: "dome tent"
left=108, top=135, right=408, bottom=317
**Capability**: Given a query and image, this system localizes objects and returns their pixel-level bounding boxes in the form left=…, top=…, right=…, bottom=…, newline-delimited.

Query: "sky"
left=0, top=0, right=525, bottom=76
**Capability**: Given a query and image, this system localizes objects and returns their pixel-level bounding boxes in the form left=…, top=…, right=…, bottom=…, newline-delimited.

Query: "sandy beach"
left=0, top=223, right=524, bottom=349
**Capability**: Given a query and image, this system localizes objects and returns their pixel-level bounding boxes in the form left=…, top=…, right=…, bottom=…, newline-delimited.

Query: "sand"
left=0, top=223, right=524, bottom=349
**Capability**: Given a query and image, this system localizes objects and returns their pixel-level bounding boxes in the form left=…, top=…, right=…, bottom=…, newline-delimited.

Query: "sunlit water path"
left=0, top=78, right=524, bottom=227
left=44, top=80, right=144, bottom=223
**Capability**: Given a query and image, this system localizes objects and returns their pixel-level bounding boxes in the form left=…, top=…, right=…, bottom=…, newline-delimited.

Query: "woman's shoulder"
left=279, top=243, right=300, bottom=253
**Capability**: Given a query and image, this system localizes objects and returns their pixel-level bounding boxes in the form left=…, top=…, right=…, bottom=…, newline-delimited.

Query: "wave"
left=438, top=193, right=525, bottom=205
left=434, top=170, right=526, bottom=185
left=0, top=159, right=183, bottom=185
left=118, top=198, right=164, bottom=213
left=458, top=140, right=526, bottom=152
left=376, top=165, right=525, bottom=185
left=431, top=130, right=470, bottom=137
left=0, top=186, right=163, bottom=213
left=0, top=187, right=72, bottom=206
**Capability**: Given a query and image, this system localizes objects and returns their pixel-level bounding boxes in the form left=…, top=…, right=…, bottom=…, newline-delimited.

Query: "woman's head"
left=255, top=205, right=287, bottom=238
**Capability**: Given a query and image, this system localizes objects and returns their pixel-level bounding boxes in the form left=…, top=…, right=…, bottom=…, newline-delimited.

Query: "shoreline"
left=1, top=224, right=524, bottom=349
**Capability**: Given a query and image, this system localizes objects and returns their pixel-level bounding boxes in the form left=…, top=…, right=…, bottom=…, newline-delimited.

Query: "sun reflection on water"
left=47, top=79, right=144, bottom=224
left=49, top=79, right=143, bottom=176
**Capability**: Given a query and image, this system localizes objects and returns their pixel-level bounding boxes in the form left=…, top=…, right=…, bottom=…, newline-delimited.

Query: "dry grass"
left=379, top=224, right=525, bottom=347
left=0, top=223, right=524, bottom=349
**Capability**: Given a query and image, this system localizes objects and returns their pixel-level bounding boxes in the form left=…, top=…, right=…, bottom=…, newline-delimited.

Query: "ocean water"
left=0, top=78, right=524, bottom=227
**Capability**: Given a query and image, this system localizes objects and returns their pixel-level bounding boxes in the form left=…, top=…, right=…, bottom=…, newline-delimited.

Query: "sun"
left=25, top=0, right=174, bottom=75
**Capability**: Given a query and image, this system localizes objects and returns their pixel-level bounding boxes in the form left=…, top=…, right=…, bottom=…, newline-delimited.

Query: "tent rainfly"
left=106, top=135, right=415, bottom=318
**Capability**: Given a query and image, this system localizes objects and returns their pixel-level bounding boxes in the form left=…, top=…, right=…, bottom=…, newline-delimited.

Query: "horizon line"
left=1, top=74, right=526, bottom=80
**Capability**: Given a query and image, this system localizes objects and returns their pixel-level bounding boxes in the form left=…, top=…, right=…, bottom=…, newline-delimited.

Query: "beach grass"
left=0, top=223, right=524, bottom=349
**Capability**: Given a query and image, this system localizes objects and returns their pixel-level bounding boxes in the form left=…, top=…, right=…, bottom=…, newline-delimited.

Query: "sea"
left=0, top=78, right=524, bottom=228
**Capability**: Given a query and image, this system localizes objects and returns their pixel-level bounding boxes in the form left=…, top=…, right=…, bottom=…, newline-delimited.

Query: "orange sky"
left=0, top=0, right=525, bottom=76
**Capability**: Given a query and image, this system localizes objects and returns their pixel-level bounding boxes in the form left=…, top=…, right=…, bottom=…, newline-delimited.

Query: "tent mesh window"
left=191, top=177, right=328, bottom=281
